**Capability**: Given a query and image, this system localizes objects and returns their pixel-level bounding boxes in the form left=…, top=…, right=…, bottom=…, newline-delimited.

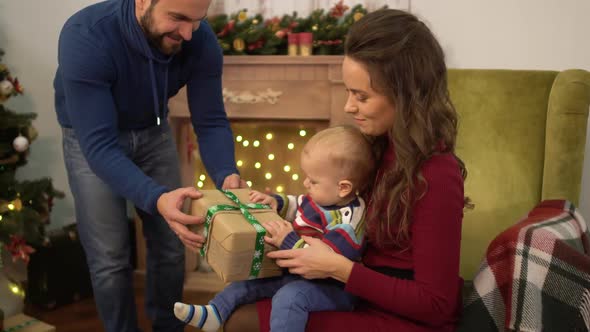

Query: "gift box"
left=191, top=189, right=283, bottom=282
left=3, top=314, right=55, bottom=332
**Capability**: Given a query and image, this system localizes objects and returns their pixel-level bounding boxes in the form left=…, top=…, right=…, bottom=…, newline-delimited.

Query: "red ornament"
left=265, top=17, right=281, bottom=31
left=217, top=20, right=236, bottom=38
left=275, top=29, right=287, bottom=39
left=8, top=76, right=23, bottom=94
left=330, top=0, right=349, bottom=18
left=247, top=39, right=265, bottom=51
left=4, top=235, right=35, bottom=264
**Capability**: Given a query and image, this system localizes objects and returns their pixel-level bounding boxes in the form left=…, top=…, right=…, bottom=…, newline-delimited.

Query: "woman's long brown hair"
left=345, top=9, right=472, bottom=247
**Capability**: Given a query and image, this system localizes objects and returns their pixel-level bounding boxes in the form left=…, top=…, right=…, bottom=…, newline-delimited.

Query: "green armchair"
left=450, top=69, right=590, bottom=280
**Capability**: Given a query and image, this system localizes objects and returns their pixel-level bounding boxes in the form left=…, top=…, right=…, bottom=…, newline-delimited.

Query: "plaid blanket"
left=458, top=200, right=590, bottom=332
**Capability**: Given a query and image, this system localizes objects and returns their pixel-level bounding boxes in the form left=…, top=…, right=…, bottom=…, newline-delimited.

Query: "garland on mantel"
left=209, top=1, right=382, bottom=55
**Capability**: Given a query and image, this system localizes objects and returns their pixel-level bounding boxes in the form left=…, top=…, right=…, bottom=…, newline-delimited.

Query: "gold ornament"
left=252, top=19, right=259, bottom=25
left=238, top=11, right=248, bottom=22
left=353, top=12, right=364, bottom=22
left=312, top=24, right=319, bottom=31
left=11, top=198, right=23, bottom=211
left=27, top=125, right=38, bottom=141
left=1, top=197, right=22, bottom=212
left=218, top=39, right=231, bottom=51
left=233, top=38, right=245, bottom=52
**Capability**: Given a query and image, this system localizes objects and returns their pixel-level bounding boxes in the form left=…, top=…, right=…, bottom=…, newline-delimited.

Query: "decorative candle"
left=287, top=33, right=299, bottom=56
left=299, top=32, right=313, bottom=56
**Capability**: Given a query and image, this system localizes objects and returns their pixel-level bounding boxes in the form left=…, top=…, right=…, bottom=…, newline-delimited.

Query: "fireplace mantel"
left=169, top=55, right=348, bottom=122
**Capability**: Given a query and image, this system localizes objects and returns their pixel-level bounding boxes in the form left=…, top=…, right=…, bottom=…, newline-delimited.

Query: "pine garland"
left=210, top=1, right=376, bottom=55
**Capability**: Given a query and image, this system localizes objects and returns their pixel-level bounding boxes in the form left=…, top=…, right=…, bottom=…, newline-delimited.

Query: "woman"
left=225, top=8, right=468, bottom=332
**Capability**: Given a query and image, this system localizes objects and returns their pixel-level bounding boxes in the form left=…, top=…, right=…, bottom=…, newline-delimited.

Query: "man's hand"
left=222, top=173, right=248, bottom=189
left=157, top=187, right=206, bottom=252
left=249, top=190, right=278, bottom=210
left=261, top=219, right=294, bottom=248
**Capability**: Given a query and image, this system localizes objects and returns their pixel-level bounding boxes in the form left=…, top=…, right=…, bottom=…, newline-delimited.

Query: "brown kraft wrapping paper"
left=190, top=189, right=283, bottom=282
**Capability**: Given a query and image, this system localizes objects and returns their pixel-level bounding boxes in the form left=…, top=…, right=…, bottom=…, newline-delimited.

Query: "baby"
left=174, top=125, right=375, bottom=332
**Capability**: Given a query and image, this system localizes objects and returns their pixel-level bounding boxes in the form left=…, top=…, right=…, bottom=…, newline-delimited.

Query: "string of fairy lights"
left=1, top=196, right=25, bottom=297
left=7, top=280, right=25, bottom=297
left=194, top=128, right=309, bottom=193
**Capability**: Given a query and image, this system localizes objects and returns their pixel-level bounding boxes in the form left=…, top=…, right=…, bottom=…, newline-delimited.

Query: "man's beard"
left=139, top=5, right=182, bottom=55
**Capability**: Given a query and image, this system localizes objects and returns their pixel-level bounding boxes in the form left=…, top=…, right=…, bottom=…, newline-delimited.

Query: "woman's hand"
left=267, top=236, right=354, bottom=282
left=261, top=219, right=293, bottom=247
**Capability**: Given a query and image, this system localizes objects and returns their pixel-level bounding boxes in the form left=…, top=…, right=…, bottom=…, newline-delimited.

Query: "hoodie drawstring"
left=122, top=0, right=171, bottom=127
left=148, top=59, right=169, bottom=126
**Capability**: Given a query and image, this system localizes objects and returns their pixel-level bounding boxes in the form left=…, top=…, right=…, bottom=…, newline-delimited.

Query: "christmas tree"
left=0, top=48, right=63, bottom=269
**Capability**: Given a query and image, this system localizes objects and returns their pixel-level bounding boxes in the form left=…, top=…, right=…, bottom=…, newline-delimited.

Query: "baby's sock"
left=174, top=302, right=221, bottom=332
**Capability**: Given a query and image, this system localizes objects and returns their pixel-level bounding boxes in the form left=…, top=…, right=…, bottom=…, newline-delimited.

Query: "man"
left=54, top=0, right=244, bottom=330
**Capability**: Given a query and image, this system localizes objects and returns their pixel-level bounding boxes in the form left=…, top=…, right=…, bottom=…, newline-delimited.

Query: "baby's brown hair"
left=302, top=126, right=375, bottom=194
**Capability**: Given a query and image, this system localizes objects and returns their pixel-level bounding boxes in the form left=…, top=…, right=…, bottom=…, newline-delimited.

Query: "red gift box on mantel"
left=299, top=32, right=313, bottom=56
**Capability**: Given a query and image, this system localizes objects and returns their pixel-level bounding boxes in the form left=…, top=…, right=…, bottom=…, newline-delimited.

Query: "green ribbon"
left=2, top=318, right=40, bottom=332
left=200, top=190, right=270, bottom=279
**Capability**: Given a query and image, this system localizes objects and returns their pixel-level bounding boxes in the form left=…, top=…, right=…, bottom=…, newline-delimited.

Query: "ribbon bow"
left=200, top=190, right=270, bottom=279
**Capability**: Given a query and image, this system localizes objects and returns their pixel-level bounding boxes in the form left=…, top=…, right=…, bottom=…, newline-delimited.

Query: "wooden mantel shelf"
left=168, top=55, right=347, bottom=121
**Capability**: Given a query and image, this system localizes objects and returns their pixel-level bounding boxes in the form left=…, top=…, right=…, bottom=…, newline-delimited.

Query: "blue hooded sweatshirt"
left=54, top=0, right=237, bottom=215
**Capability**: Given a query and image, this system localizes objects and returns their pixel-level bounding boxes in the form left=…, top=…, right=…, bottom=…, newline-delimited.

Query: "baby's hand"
left=249, top=190, right=278, bottom=211
left=261, top=219, right=294, bottom=248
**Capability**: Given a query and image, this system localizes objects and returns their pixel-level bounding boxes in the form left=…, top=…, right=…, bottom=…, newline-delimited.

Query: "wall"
left=0, top=0, right=589, bottom=228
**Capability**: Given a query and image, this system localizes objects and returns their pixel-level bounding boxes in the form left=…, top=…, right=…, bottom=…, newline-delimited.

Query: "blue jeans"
left=62, top=125, right=185, bottom=332
left=211, top=274, right=356, bottom=332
